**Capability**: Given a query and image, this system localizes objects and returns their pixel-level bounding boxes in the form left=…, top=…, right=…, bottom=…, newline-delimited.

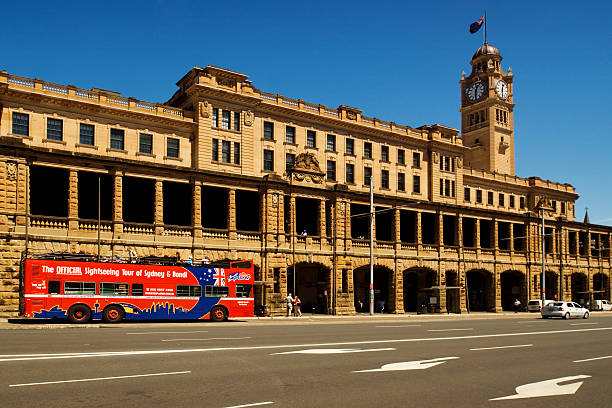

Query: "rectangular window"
left=263, top=121, right=274, bottom=140
left=464, top=187, right=471, bottom=201
left=204, top=285, right=229, bottom=297
left=286, top=126, right=296, bottom=144
left=452, top=157, right=456, bottom=172
left=64, top=281, right=96, bottom=295
left=444, top=179, right=450, bottom=196
left=131, top=283, right=143, bottom=296
left=398, top=173, right=405, bottom=191
left=398, top=149, right=405, bottom=165
left=286, top=153, right=295, bottom=172
left=440, top=158, right=444, bottom=171
left=487, top=191, right=494, bottom=205
left=12, top=112, right=29, bottom=136
left=444, top=156, right=450, bottom=171
left=452, top=180, right=455, bottom=197
left=48, top=281, right=60, bottom=294
left=263, top=149, right=274, bottom=171
left=346, top=163, right=354, bottom=184
left=476, top=190, right=482, bottom=203
left=212, top=138, right=219, bottom=161
left=167, top=137, right=179, bottom=158
left=177, top=285, right=202, bottom=297
left=327, top=160, right=336, bottom=181
left=510, top=195, right=515, bottom=208
left=413, top=175, right=420, bottom=193
left=561, top=202, right=566, bottom=214
left=364, top=142, right=372, bottom=159
left=346, top=138, right=354, bottom=155
left=234, top=112, right=240, bottom=131
left=79, top=124, right=95, bottom=146
left=100, top=282, right=129, bottom=296
left=326, top=134, right=336, bottom=151
left=110, top=128, right=125, bottom=150
left=234, top=142, right=240, bottom=164
left=222, top=140, right=231, bottom=163
left=440, top=179, right=444, bottom=196
left=139, top=133, right=152, bottom=154
left=381, top=146, right=389, bottom=162
left=499, top=193, right=505, bottom=207
left=235, top=284, right=252, bottom=298
left=364, top=167, right=372, bottom=186
left=222, top=110, right=230, bottom=129
left=307, top=130, right=316, bottom=147
left=413, top=152, right=420, bottom=168
left=47, top=118, right=63, bottom=141
left=212, top=108, right=219, bottom=127
left=520, top=196, right=526, bottom=209
left=381, top=169, right=389, bottom=189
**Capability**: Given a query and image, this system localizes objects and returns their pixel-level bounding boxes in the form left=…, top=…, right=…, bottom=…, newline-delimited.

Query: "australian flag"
left=470, top=15, right=484, bottom=34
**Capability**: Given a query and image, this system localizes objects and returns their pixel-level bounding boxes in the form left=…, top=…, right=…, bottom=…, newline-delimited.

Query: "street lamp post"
left=369, top=181, right=375, bottom=315
left=541, top=208, right=546, bottom=305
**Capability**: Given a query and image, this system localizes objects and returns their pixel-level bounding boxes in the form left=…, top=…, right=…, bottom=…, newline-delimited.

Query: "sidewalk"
left=2, top=311, right=611, bottom=330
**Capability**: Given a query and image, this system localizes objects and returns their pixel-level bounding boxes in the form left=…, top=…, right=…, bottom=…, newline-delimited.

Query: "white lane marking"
left=271, top=348, right=395, bottom=355
left=376, top=325, right=421, bottom=328
left=516, top=321, right=536, bottom=324
left=224, top=402, right=274, bottom=408
left=489, top=375, right=591, bottom=400
left=570, top=322, right=597, bottom=326
left=1, top=327, right=611, bottom=362
left=354, top=357, right=459, bottom=373
left=428, top=328, right=473, bottom=332
left=9, top=371, right=190, bottom=387
left=470, top=344, right=533, bottom=351
left=162, top=337, right=251, bottom=342
left=127, top=331, right=209, bottom=335
left=574, top=355, right=612, bottom=363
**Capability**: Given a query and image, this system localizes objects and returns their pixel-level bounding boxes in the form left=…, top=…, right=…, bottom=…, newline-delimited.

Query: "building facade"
left=0, top=44, right=610, bottom=317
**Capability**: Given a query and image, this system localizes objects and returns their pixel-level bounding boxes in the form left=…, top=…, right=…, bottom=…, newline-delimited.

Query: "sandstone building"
left=0, top=43, right=610, bottom=317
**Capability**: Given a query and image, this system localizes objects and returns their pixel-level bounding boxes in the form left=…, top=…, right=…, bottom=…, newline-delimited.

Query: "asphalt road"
left=1, top=315, right=611, bottom=407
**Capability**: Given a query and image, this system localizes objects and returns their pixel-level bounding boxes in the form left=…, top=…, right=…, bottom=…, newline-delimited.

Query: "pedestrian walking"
left=294, top=296, right=302, bottom=317
left=284, top=293, right=294, bottom=317
left=513, top=298, right=521, bottom=313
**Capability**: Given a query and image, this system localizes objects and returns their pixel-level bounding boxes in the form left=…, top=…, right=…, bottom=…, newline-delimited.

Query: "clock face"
left=466, top=82, right=485, bottom=102
left=495, top=80, right=508, bottom=99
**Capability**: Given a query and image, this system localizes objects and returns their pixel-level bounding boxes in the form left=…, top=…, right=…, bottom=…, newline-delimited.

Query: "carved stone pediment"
left=536, top=195, right=554, bottom=211
left=289, top=152, right=324, bottom=184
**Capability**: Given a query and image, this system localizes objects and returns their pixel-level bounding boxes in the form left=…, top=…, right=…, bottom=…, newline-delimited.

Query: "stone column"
left=154, top=180, right=163, bottom=235
left=509, top=223, right=515, bottom=252
left=393, top=208, right=400, bottom=246
left=437, top=212, right=443, bottom=249
left=68, top=170, right=78, bottom=230
left=228, top=188, right=236, bottom=240
left=192, top=182, right=202, bottom=238
left=319, top=199, right=326, bottom=238
left=416, top=211, right=422, bottom=250
left=457, top=214, right=463, bottom=248
left=112, top=171, right=123, bottom=234
left=475, top=218, right=481, bottom=249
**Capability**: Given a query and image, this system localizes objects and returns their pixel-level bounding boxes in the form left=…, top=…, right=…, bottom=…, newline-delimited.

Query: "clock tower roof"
left=472, top=42, right=500, bottom=60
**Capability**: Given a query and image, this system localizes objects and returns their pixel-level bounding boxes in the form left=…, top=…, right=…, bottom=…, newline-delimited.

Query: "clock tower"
left=460, top=42, right=515, bottom=175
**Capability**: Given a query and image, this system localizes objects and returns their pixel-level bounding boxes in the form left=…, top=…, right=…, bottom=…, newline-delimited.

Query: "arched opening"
left=500, top=271, right=524, bottom=311
left=593, top=273, right=610, bottom=301
left=287, top=263, right=330, bottom=314
left=402, top=267, right=437, bottom=313
left=466, top=269, right=494, bottom=312
left=353, top=265, right=393, bottom=313
left=571, top=273, right=588, bottom=305
left=544, top=271, right=559, bottom=301
left=445, top=270, right=460, bottom=313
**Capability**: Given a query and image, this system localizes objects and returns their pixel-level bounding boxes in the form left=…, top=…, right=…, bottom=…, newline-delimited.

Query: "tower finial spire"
left=484, top=11, right=487, bottom=44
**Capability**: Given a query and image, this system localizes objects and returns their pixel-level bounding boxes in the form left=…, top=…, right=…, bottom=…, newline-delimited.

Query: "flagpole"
left=484, top=11, right=487, bottom=44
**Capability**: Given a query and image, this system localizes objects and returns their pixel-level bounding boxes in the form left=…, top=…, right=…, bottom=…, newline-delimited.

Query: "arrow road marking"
left=271, top=348, right=395, bottom=355
left=490, top=375, right=591, bottom=400
left=353, top=356, right=459, bottom=373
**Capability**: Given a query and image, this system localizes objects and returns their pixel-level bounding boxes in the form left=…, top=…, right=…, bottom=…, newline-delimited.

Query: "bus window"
left=231, top=261, right=252, bottom=269
left=132, top=283, right=143, bottom=296
left=48, top=281, right=61, bottom=294
left=205, top=286, right=229, bottom=297
left=177, top=285, right=202, bottom=297
left=100, top=283, right=129, bottom=296
left=64, top=282, right=96, bottom=295
left=235, top=284, right=252, bottom=298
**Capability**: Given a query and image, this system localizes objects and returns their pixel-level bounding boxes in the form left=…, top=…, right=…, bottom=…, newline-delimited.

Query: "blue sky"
left=4, top=1, right=611, bottom=224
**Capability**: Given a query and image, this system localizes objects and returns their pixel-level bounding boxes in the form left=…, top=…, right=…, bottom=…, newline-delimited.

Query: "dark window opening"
left=325, top=200, right=333, bottom=237
left=375, top=206, right=392, bottom=241
left=421, top=212, right=436, bottom=245
left=350, top=203, right=369, bottom=240
left=498, top=222, right=511, bottom=250
left=462, top=217, right=476, bottom=247
left=284, top=195, right=291, bottom=234
left=163, top=181, right=192, bottom=226
left=77, top=171, right=112, bottom=221
left=579, top=231, right=587, bottom=256
left=568, top=231, right=577, bottom=255
left=399, top=210, right=417, bottom=243
left=544, top=227, right=554, bottom=254
left=443, top=215, right=457, bottom=246
left=480, top=219, right=492, bottom=248
left=123, top=177, right=155, bottom=224
left=513, top=224, right=526, bottom=251
left=30, top=165, right=69, bottom=217
left=295, top=197, right=320, bottom=236
left=202, top=186, right=228, bottom=229
left=236, top=190, right=260, bottom=232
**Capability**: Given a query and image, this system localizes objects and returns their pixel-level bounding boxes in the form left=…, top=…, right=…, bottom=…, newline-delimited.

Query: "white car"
left=593, top=300, right=612, bottom=311
left=527, top=299, right=555, bottom=312
left=541, top=302, right=589, bottom=319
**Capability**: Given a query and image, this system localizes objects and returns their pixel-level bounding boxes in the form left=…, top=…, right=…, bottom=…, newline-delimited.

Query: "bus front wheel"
left=68, top=304, right=92, bottom=324
left=102, top=305, right=125, bottom=323
left=210, top=306, right=228, bottom=322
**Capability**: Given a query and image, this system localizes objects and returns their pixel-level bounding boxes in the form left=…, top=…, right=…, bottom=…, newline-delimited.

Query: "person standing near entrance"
left=513, top=298, right=521, bottom=313
left=284, top=293, right=294, bottom=317
left=294, top=296, right=302, bottom=317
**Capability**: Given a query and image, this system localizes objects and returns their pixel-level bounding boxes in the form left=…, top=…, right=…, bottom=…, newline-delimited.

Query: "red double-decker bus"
left=22, top=254, right=254, bottom=323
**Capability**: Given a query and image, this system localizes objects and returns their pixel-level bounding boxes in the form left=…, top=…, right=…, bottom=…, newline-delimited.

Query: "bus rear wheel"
left=68, top=304, right=92, bottom=324
left=210, top=306, right=228, bottom=322
left=102, top=305, right=125, bottom=323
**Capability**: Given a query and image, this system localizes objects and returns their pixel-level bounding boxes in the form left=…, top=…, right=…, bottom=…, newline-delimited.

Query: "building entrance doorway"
left=466, top=270, right=493, bottom=311
left=501, top=271, right=524, bottom=311
left=403, top=268, right=436, bottom=312
left=287, top=263, right=330, bottom=314
left=353, top=266, right=392, bottom=313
